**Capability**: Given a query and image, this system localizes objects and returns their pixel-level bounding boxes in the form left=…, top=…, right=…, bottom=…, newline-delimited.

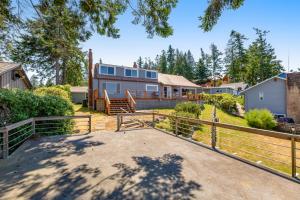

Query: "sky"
left=82, top=0, right=300, bottom=71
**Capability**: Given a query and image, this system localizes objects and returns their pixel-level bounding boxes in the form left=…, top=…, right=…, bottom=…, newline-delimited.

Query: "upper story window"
left=100, top=65, right=115, bottom=75
left=146, top=70, right=157, bottom=79
left=146, top=84, right=158, bottom=91
left=125, top=68, right=138, bottom=77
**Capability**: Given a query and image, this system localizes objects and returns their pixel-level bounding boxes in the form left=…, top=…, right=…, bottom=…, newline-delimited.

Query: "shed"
left=70, top=86, right=88, bottom=104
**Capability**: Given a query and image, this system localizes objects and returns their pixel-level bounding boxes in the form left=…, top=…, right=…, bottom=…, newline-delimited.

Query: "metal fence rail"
left=117, top=112, right=300, bottom=181
left=0, top=115, right=91, bottom=159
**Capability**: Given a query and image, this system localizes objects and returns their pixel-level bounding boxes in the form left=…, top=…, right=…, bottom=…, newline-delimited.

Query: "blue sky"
left=82, top=0, right=300, bottom=71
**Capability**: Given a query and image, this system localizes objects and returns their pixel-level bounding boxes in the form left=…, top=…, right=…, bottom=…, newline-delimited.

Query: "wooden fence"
left=0, top=115, right=91, bottom=159
left=117, top=112, right=300, bottom=181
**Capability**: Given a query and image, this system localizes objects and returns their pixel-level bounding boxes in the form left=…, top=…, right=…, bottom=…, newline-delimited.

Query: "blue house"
left=240, top=74, right=287, bottom=117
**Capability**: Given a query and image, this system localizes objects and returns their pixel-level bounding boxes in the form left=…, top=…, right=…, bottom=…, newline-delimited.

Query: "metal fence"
left=116, top=112, right=300, bottom=181
left=0, top=115, right=91, bottom=159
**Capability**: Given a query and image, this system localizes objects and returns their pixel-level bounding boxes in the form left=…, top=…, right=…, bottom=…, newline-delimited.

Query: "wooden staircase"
left=104, top=89, right=136, bottom=115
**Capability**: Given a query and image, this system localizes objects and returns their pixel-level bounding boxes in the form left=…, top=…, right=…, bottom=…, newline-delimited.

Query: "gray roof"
left=240, top=76, right=286, bottom=94
left=220, top=82, right=248, bottom=91
left=70, top=86, right=88, bottom=93
left=0, top=62, right=21, bottom=75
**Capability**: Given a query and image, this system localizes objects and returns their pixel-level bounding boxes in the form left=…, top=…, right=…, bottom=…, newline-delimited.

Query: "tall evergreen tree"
left=209, top=43, right=223, bottom=86
left=184, top=50, right=195, bottom=80
left=158, top=50, right=168, bottom=73
left=195, top=48, right=210, bottom=84
left=245, top=28, right=282, bottom=85
left=137, top=56, right=143, bottom=68
left=167, top=45, right=175, bottom=74
left=224, top=30, right=247, bottom=82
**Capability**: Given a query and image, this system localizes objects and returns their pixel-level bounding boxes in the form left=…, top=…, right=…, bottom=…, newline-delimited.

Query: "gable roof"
left=0, top=62, right=32, bottom=88
left=220, top=82, right=248, bottom=91
left=240, top=75, right=286, bottom=94
left=158, top=73, right=201, bottom=88
left=70, top=86, right=88, bottom=93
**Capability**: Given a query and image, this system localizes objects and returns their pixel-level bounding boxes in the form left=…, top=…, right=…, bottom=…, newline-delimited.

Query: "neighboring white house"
left=240, top=74, right=287, bottom=117
left=70, top=86, right=88, bottom=104
left=202, top=82, right=248, bottom=95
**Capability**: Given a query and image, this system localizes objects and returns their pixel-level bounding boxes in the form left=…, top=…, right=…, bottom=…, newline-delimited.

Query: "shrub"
left=34, top=85, right=71, bottom=101
left=245, top=109, right=277, bottom=130
left=175, top=102, right=204, bottom=118
left=199, top=93, right=237, bottom=113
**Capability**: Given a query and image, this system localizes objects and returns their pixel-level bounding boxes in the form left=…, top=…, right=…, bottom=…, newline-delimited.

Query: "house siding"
left=0, top=69, right=27, bottom=89
left=286, top=73, right=300, bottom=123
left=244, top=78, right=286, bottom=115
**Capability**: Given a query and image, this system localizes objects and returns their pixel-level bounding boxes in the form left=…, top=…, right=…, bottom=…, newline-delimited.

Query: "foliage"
left=245, top=28, right=283, bottom=85
left=170, top=111, right=198, bottom=137
left=224, top=30, right=247, bottom=82
left=245, top=109, right=277, bottom=130
left=167, top=45, right=175, bottom=74
left=200, top=0, right=245, bottom=31
left=200, top=93, right=237, bottom=113
left=0, top=89, right=74, bottom=125
left=209, top=43, right=223, bottom=84
left=34, top=85, right=71, bottom=101
left=158, top=50, right=168, bottom=73
left=195, top=48, right=210, bottom=84
left=175, top=102, right=204, bottom=118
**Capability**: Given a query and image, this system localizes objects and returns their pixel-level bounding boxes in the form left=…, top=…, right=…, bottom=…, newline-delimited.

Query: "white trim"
left=145, top=70, right=158, bottom=79
left=146, top=84, right=158, bottom=92
left=99, top=65, right=116, bottom=76
left=124, top=68, right=139, bottom=78
left=240, top=76, right=286, bottom=94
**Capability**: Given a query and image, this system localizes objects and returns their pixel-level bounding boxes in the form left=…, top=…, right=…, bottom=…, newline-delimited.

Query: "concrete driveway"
left=0, top=129, right=299, bottom=200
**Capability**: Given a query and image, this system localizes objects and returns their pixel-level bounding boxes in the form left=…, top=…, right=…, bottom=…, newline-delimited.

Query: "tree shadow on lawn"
left=0, top=135, right=104, bottom=199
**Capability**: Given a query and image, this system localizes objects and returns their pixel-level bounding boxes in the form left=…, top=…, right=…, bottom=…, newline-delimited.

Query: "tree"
left=245, top=28, right=283, bottom=85
left=224, top=30, right=247, bottom=82
left=209, top=43, right=223, bottom=86
left=11, top=1, right=89, bottom=85
left=137, top=56, right=143, bottom=68
left=195, top=48, right=210, bottom=84
left=158, top=50, right=168, bottom=73
left=30, top=75, right=39, bottom=88
left=167, top=45, right=175, bottom=74
left=200, top=0, right=245, bottom=31
left=184, top=50, right=195, bottom=80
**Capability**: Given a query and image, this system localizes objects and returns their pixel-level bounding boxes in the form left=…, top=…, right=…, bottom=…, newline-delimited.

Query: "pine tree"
left=224, top=30, right=247, bottom=82
left=167, top=45, right=175, bottom=74
left=184, top=50, right=195, bottom=80
left=137, top=56, right=143, bottom=68
left=158, top=50, right=168, bottom=73
left=209, top=43, right=223, bottom=86
left=195, top=48, right=210, bottom=84
left=245, top=28, right=283, bottom=85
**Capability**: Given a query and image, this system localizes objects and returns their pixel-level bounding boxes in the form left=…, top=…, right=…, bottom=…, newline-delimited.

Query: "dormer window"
left=100, top=65, right=115, bottom=75
left=125, top=68, right=138, bottom=77
left=146, top=70, right=157, bottom=79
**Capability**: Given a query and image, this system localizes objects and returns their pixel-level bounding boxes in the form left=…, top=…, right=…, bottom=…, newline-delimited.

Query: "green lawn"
left=154, top=104, right=295, bottom=176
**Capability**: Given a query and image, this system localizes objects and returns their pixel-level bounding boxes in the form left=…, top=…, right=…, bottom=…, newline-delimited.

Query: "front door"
left=163, top=86, right=172, bottom=98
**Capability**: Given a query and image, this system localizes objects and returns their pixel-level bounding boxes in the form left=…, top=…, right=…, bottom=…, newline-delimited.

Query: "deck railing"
left=117, top=112, right=300, bottom=181
left=0, top=115, right=91, bottom=159
left=125, top=90, right=136, bottom=112
left=103, top=89, right=111, bottom=115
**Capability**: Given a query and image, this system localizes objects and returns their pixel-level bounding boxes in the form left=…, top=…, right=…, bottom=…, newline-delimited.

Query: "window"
left=100, top=65, right=115, bottom=75
left=146, top=84, right=158, bottom=92
left=259, top=91, right=264, bottom=100
left=125, top=69, right=138, bottom=77
left=146, top=70, right=157, bottom=79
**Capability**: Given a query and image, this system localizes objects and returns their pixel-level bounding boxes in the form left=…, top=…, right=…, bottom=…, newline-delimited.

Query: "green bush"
left=34, top=85, right=71, bottom=101
left=175, top=102, right=204, bottom=118
left=199, top=93, right=237, bottom=113
left=245, top=109, right=277, bottom=130
left=170, top=111, right=199, bottom=137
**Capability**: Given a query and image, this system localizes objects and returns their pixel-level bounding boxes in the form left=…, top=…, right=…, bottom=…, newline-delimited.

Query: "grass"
left=154, top=104, right=297, bottom=176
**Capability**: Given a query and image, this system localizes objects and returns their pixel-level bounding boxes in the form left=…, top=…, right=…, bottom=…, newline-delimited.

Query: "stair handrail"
left=125, top=90, right=136, bottom=112
left=104, top=89, right=111, bottom=115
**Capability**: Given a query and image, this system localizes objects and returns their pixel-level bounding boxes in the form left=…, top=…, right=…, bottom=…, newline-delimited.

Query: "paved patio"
left=0, top=129, right=299, bottom=200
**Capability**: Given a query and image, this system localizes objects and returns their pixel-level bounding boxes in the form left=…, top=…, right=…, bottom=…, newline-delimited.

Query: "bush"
left=0, top=89, right=74, bottom=125
left=175, top=102, right=204, bottom=118
left=245, top=109, right=277, bottom=130
left=199, top=93, right=237, bottom=113
left=34, top=85, right=71, bottom=101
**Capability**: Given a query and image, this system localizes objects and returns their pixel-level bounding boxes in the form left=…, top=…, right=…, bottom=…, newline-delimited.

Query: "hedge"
left=245, top=109, right=277, bottom=130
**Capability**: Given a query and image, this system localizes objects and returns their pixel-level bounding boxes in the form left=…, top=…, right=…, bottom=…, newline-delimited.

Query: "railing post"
left=291, top=135, right=297, bottom=178
left=88, top=115, right=92, bottom=133
left=152, top=112, right=155, bottom=127
left=117, top=114, right=121, bottom=131
left=175, top=117, right=178, bottom=136
left=3, top=127, right=9, bottom=159
left=211, top=120, right=217, bottom=150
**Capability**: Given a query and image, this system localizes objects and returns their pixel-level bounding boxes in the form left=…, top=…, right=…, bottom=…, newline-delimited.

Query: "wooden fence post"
left=3, top=128, right=9, bottom=159
left=117, top=114, right=120, bottom=131
left=88, top=115, right=92, bottom=133
left=291, top=136, right=297, bottom=178
left=175, top=117, right=178, bottom=136
left=32, top=118, right=35, bottom=135
left=152, top=112, right=155, bottom=127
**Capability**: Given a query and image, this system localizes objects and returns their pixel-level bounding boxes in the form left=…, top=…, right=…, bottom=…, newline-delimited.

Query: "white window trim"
left=124, top=68, right=139, bottom=77
left=99, top=65, right=116, bottom=76
left=146, top=84, right=158, bottom=92
left=145, top=70, right=158, bottom=79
